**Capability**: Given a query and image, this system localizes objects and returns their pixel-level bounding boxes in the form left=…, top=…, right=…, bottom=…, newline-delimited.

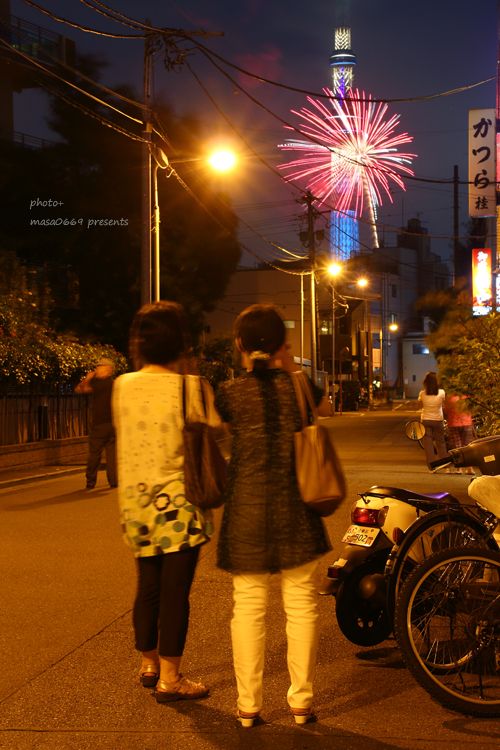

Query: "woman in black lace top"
left=214, top=304, right=331, bottom=727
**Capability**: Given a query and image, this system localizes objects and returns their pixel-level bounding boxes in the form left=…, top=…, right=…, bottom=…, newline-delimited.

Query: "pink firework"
left=278, top=89, right=416, bottom=216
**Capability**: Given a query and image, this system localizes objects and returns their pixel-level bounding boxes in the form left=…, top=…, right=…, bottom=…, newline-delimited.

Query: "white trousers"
left=231, top=558, right=320, bottom=713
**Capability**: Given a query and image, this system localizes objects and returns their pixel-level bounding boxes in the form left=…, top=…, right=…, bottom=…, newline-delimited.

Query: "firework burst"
left=279, top=89, right=416, bottom=217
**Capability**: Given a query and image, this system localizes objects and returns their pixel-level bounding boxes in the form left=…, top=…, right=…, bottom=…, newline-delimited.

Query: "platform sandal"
left=291, top=707, right=315, bottom=725
left=235, top=709, right=260, bottom=727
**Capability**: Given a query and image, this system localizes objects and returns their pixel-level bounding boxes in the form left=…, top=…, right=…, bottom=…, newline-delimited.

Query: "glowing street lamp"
left=389, top=323, right=398, bottom=332
left=149, top=148, right=236, bottom=302
left=209, top=150, right=236, bottom=171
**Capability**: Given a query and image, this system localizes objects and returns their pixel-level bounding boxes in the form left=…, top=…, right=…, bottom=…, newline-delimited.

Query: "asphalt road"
left=1, top=411, right=500, bottom=750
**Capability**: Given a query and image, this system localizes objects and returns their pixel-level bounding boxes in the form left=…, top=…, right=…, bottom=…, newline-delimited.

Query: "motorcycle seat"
left=360, top=486, right=460, bottom=511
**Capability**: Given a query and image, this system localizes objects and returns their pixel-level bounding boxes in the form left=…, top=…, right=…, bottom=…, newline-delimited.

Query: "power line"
left=19, top=0, right=145, bottom=37
left=194, top=38, right=495, bottom=104
left=72, top=0, right=495, bottom=108
left=0, top=15, right=149, bottom=111
left=0, top=35, right=144, bottom=124
left=185, top=62, right=491, bottom=242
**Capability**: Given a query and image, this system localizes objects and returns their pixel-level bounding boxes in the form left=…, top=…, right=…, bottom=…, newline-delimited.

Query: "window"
left=319, top=319, right=332, bottom=335
left=372, top=332, right=380, bottom=350
left=283, top=320, right=295, bottom=329
left=391, top=313, right=397, bottom=325
left=412, top=344, right=430, bottom=355
left=412, top=375, right=416, bottom=382
left=391, top=284, right=397, bottom=298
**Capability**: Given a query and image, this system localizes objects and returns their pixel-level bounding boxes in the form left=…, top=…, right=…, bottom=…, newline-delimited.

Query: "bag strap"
left=183, top=376, right=208, bottom=424
left=291, top=371, right=318, bottom=428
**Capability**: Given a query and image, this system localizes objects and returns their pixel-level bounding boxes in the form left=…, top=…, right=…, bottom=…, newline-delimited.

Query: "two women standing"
left=112, top=301, right=332, bottom=722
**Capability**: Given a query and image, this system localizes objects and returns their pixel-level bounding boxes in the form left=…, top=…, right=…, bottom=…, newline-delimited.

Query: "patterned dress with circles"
left=112, top=372, right=219, bottom=557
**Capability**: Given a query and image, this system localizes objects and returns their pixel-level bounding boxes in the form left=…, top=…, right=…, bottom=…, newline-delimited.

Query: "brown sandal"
left=139, top=664, right=159, bottom=687
left=154, top=675, right=209, bottom=703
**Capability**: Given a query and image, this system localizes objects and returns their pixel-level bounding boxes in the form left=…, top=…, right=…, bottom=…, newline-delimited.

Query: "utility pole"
left=301, top=191, right=318, bottom=383
left=140, top=24, right=224, bottom=308
left=141, top=21, right=152, bottom=308
left=453, top=165, right=459, bottom=286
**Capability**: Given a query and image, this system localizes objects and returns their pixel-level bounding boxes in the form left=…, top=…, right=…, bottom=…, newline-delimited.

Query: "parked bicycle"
left=323, top=436, right=500, bottom=647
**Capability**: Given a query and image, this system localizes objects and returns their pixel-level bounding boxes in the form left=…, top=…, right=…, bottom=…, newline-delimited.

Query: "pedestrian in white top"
left=418, top=371, right=448, bottom=472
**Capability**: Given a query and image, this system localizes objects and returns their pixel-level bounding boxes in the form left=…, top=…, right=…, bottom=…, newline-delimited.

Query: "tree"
left=0, top=54, right=241, bottom=351
left=422, top=287, right=500, bottom=433
left=0, top=254, right=126, bottom=386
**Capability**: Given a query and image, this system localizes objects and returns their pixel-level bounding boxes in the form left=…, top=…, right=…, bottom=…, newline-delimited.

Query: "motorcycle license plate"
left=342, top=525, right=380, bottom=547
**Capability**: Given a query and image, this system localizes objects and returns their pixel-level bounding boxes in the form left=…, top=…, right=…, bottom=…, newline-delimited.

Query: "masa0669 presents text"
left=30, top=218, right=129, bottom=228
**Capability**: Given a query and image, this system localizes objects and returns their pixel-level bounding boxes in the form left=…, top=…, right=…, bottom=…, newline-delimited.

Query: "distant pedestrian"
left=445, top=394, right=475, bottom=475
left=76, top=358, right=117, bottom=489
left=215, top=304, right=332, bottom=727
left=418, top=371, right=448, bottom=472
left=112, top=301, right=220, bottom=703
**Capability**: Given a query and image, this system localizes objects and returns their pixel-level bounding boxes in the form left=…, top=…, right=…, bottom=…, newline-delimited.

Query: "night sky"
left=11, top=0, right=498, bottom=272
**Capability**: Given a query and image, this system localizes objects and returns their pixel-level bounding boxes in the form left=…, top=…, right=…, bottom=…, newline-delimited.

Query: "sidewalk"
left=0, top=462, right=86, bottom=489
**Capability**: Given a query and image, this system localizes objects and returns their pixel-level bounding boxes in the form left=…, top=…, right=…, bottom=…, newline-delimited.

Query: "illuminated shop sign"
left=472, top=248, right=492, bottom=315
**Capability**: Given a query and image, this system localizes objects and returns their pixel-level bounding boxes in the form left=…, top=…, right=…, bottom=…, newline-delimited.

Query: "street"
left=1, top=410, right=500, bottom=749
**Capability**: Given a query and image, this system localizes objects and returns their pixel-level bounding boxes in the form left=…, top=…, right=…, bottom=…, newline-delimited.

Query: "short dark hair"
left=423, top=371, right=439, bottom=396
left=234, top=304, right=286, bottom=377
left=129, top=301, right=190, bottom=368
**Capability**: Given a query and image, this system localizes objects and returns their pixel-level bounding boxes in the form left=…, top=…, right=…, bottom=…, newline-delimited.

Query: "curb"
left=0, top=466, right=86, bottom=490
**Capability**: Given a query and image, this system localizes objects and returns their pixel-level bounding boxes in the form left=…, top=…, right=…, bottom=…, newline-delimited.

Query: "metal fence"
left=0, top=386, right=92, bottom=446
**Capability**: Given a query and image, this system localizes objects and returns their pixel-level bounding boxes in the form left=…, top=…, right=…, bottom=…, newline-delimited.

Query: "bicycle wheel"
left=395, top=547, right=500, bottom=717
left=386, top=510, right=497, bottom=622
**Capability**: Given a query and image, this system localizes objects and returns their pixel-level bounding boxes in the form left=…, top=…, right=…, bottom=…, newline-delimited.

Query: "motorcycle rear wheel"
left=335, top=563, right=392, bottom=647
left=395, top=547, right=500, bottom=717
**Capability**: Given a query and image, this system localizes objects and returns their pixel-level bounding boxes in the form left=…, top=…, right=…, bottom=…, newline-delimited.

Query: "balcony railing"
left=0, top=12, right=74, bottom=67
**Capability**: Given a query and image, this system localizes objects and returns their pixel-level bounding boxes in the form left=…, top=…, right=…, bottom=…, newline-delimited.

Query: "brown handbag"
left=291, top=371, right=346, bottom=517
left=182, top=377, right=228, bottom=511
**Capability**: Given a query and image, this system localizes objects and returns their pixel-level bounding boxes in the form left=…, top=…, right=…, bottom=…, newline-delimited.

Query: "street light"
left=328, top=263, right=342, bottom=414
left=148, top=147, right=236, bottom=303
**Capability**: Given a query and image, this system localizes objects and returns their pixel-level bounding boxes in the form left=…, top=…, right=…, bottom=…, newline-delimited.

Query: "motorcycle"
left=322, top=435, right=500, bottom=647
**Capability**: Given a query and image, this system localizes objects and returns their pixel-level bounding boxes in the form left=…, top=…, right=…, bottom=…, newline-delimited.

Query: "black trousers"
left=133, top=546, right=201, bottom=657
left=86, top=422, right=117, bottom=486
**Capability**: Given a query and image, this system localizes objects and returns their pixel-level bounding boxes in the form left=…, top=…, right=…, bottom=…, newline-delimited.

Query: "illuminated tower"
left=329, top=0, right=359, bottom=260
left=329, top=1, right=356, bottom=99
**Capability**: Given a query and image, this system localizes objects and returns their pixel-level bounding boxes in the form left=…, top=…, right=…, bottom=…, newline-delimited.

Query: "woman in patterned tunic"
left=215, top=304, right=332, bottom=727
left=113, top=301, right=219, bottom=702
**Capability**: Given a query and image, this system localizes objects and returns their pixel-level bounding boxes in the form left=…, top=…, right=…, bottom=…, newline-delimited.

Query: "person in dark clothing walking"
left=76, top=358, right=117, bottom=489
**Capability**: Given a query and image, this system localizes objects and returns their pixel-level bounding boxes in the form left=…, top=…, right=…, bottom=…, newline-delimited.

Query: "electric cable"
left=186, top=62, right=490, bottom=242
left=70, top=0, right=495, bottom=107
left=28, top=73, right=147, bottom=143
left=197, top=50, right=488, bottom=188
left=19, top=0, right=145, bottom=37
left=0, top=15, right=150, bottom=111
left=0, top=35, right=144, bottom=124
left=194, top=38, right=495, bottom=104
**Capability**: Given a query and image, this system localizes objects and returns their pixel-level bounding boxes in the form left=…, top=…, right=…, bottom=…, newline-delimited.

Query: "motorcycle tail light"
left=351, top=505, right=380, bottom=526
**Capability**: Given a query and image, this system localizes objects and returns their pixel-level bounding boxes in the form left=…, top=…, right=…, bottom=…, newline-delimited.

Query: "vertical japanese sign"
left=472, top=247, right=492, bottom=315
left=469, top=109, right=496, bottom=217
